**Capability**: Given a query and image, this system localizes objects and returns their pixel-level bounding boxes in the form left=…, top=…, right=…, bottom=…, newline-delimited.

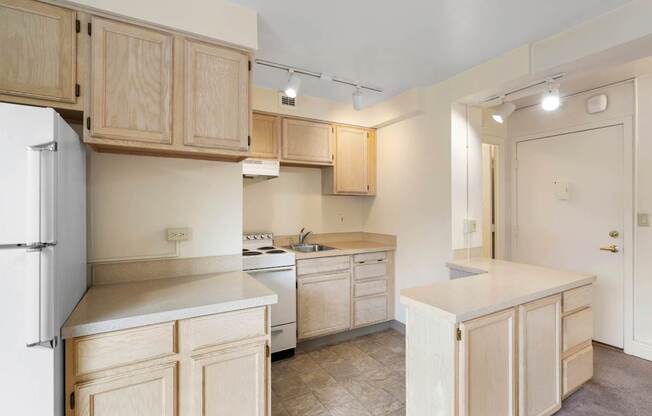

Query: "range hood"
left=242, top=158, right=280, bottom=179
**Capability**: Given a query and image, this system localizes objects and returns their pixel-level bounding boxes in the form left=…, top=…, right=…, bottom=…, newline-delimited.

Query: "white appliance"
left=0, top=103, right=86, bottom=416
left=242, top=158, right=280, bottom=179
left=242, top=233, right=296, bottom=358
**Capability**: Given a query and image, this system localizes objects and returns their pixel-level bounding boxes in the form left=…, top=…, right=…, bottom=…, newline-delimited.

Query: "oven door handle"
left=246, top=266, right=295, bottom=274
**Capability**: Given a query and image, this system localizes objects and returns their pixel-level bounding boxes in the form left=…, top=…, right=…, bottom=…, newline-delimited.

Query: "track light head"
left=542, top=83, right=560, bottom=111
left=284, top=70, right=301, bottom=98
left=352, top=87, right=364, bottom=111
left=491, top=101, right=516, bottom=124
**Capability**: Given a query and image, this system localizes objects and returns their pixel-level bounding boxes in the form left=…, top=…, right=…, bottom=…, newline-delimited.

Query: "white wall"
left=87, top=151, right=242, bottom=262
left=243, top=166, right=365, bottom=235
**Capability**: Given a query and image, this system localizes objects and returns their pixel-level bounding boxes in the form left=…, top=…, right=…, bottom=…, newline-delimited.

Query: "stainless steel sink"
left=288, top=244, right=336, bottom=253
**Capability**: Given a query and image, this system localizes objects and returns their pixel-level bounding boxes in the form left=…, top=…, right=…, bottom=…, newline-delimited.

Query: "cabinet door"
left=90, top=17, right=173, bottom=144
left=189, top=343, right=266, bottom=416
left=0, top=0, right=76, bottom=102
left=75, top=363, right=176, bottom=416
left=336, top=126, right=368, bottom=193
left=519, top=295, right=562, bottom=416
left=281, top=118, right=334, bottom=164
left=184, top=39, right=249, bottom=151
left=251, top=113, right=279, bottom=158
left=298, top=272, right=350, bottom=339
left=459, top=308, right=516, bottom=416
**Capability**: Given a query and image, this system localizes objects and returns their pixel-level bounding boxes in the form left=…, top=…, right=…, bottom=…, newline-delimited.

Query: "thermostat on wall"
left=587, top=94, right=608, bottom=114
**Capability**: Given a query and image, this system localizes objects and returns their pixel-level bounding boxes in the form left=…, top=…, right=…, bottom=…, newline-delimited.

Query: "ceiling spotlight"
left=284, top=70, right=301, bottom=98
left=491, top=101, right=516, bottom=124
left=541, top=83, right=560, bottom=111
left=352, top=87, right=364, bottom=111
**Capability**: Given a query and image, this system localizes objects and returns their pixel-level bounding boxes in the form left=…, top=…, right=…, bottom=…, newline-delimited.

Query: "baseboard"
left=298, top=320, right=404, bottom=351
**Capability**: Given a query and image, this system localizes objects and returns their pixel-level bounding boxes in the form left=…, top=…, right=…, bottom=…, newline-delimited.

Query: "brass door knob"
left=600, top=244, right=619, bottom=253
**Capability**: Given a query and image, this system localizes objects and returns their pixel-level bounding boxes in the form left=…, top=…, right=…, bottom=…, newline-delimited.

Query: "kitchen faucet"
left=298, top=227, right=312, bottom=245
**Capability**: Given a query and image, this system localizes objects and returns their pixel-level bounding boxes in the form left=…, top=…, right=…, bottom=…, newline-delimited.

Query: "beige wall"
left=87, top=151, right=242, bottom=262
left=243, top=167, right=365, bottom=235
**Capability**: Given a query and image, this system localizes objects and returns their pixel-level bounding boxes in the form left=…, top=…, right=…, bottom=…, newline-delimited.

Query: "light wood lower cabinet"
left=519, top=295, right=562, bottom=416
left=297, top=272, right=351, bottom=339
left=458, top=308, right=517, bottom=416
left=66, top=307, right=270, bottom=416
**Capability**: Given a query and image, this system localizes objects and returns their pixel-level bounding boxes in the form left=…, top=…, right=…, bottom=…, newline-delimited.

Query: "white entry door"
left=513, top=124, right=624, bottom=348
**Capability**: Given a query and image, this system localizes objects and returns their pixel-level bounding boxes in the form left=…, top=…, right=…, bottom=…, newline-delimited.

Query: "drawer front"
left=184, top=307, right=266, bottom=352
left=354, top=294, right=388, bottom=327
left=353, top=251, right=387, bottom=263
left=297, top=256, right=350, bottom=276
left=270, top=322, right=296, bottom=353
left=354, top=262, right=387, bottom=281
left=563, top=345, right=593, bottom=396
left=563, top=285, right=592, bottom=314
left=354, top=279, right=387, bottom=297
left=563, top=307, right=593, bottom=353
left=73, top=322, right=176, bottom=376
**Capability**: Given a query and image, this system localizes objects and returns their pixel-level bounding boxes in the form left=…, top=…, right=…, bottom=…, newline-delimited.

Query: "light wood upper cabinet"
left=189, top=343, right=266, bottom=416
left=519, top=295, right=562, bottom=416
left=281, top=118, right=334, bottom=165
left=336, top=126, right=368, bottom=193
left=90, top=17, right=173, bottom=144
left=459, top=308, right=517, bottom=416
left=298, top=272, right=351, bottom=339
left=0, top=0, right=76, bottom=103
left=75, top=363, right=176, bottom=416
left=251, top=112, right=280, bottom=158
left=184, top=39, right=249, bottom=151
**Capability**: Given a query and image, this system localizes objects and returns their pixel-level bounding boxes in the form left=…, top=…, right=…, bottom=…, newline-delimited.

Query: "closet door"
left=90, top=17, right=173, bottom=144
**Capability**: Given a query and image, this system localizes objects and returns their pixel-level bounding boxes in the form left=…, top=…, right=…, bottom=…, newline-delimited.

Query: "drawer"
left=297, top=255, right=350, bottom=276
left=563, top=345, right=593, bottom=397
left=270, top=322, right=296, bottom=354
left=354, top=294, right=388, bottom=327
left=563, top=285, right=592, bottom=314
left=73, top=322, right=176, bottom=376
left=354, top=262, right=387, bottom=281
left=184, top=307, right=266, bottom=351
left=353, top=251, right=387, bottom=264
left=354, top=278, right=387, bottom=297
left=563, top=307, right=593, bottom=353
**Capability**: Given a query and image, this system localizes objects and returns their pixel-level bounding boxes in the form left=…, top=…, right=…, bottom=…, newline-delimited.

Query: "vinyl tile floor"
left=272, top=329, right=652, bottom=416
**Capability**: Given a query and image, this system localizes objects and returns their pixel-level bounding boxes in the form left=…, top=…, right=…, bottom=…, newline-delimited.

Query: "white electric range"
left=242, top=233, right=296, bottom=359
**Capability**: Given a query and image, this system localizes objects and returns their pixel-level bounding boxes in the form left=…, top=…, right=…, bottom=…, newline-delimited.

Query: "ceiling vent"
left=279, top=93, right=297, bottom=108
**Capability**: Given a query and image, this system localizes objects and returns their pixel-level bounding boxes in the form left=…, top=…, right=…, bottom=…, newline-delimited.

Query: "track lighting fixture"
left=491, top=101, right=516, bottom=124
left=541, top=83, right=560, bottom=111
left=284, top=69, right=301, bottom=99
left=352, top=87, right=364, bottom=111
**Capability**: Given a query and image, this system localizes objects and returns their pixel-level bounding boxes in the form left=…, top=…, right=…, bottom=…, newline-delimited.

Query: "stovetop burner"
left=267, top=249, right=286, bottom=254
left=242, top=248, right=250, bottom=252
left=243, top=251, right=263, bottom=256
left=258, top=246, right=276, bottom=250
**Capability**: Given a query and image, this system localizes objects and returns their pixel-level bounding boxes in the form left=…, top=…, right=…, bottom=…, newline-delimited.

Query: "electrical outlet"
left=337, top=214, right=344, bottom=224
left=463, top=219, right=477, bottom=234
left=167, top=227, right=192, bottom=241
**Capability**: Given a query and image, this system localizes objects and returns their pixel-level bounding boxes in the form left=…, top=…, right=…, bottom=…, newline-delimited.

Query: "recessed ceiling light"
left=284, top=70, right=301, bottom=98
left=542, top=84, right=560, bottom=111
left=491, top=102, right=516, bottom=124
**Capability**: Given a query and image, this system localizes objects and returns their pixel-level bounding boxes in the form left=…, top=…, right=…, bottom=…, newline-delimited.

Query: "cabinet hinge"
left=70, top=392, right=75, bottom=410
left=248, top=60, right=252, bottom=71
left=266, top=344, right=270, bottom=357
left=248, top=135, right=251, bottom=147
left=367, top=184, right=370, bottom=191
left=87, top=22, right=92, bottom=36
left=86, top=116, right=91, bottom=130
left=331, top=154, right=334, bottom=161
left=456, top=328, right=462, bottom=341
left=75, top=19, right=81, bottom=33
left=75, top=83, right=80, bottom=97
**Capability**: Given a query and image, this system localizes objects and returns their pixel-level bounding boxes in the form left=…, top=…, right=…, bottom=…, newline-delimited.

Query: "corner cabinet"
left=0, top=0, right=78, bottom=106
left=250, top=112, right=280, bottom=159
left=65, top=307, right=271, bottom=416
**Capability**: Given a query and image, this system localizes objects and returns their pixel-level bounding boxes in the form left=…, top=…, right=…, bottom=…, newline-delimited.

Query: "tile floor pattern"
left=272, top=329, right=406, bottom=416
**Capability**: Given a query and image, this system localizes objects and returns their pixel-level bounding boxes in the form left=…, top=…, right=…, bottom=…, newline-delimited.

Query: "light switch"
left=554, top=181, right=570, bottom=200
left=639, top=213, right=650, bottom=227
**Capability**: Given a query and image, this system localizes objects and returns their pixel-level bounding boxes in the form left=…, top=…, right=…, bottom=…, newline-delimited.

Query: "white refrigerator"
left=0, top=103, right=86, bottom=416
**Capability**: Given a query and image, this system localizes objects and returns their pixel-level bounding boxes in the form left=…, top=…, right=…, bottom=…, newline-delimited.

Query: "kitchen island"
left=400, top=258, right=596, bottom=416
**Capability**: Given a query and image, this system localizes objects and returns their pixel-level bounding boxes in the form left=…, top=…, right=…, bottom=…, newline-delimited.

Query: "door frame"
left=510, top=116, right=641, bottom=358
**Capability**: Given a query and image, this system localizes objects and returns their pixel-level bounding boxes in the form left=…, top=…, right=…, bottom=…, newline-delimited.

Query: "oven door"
left=246, top=265, right=296, bottom=326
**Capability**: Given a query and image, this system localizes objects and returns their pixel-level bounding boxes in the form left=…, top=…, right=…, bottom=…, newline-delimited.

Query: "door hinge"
left=87, top=22, right=92, bottom=36
left=248, top=60, right=252, bottom=71
left=70, top=392, right=75, bottom=410
left=266, top=344, right=270, bottom=357
left=86, top=116, right=91, bottom=130
left=456, top=328, right=462, bottom=341
left=75, top=83, right=80, bottom=97
left=75, top=19, right=81, bottom=33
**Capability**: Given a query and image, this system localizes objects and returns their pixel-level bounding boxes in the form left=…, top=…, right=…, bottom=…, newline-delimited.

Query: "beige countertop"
left=288, top=240, right=395, bottom=259
left=62, top=271, right=277, bottom=339
left=400, top=258, right=595, bottom=323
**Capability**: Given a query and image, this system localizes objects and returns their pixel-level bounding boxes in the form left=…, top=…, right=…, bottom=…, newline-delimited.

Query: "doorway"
left=512, top=124, right=625, bottom=348
left=482, top=143, right=498, bottom=259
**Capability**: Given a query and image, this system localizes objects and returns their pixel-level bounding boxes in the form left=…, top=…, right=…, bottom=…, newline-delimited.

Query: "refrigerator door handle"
left=0, top=242, right=57, bottom=251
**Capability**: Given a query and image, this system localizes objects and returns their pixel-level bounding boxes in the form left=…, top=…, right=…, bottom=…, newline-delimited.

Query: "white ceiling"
left=231, top=0, right=631, bottom=107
